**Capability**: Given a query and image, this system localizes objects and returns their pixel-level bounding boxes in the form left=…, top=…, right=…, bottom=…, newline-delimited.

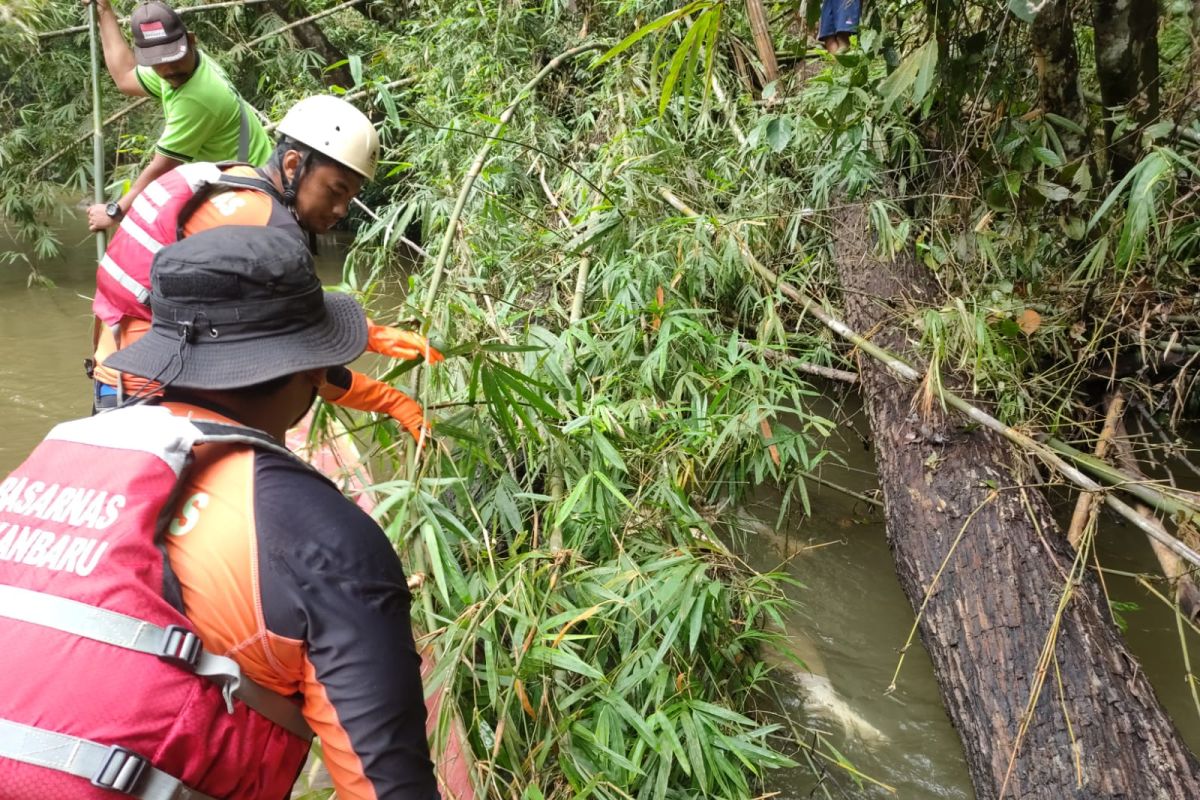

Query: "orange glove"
left=366, top=320, right=444, bottom=363
left=322, top=370, right=429, bottom=441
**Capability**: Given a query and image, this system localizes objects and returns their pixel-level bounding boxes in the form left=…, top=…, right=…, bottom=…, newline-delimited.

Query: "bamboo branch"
left=744, top=342, right=858, bottom=383
left=34, top=97, right=152, bottom=177
left=422, top=42, right=605, bottom=317
left=1046, top=437, right=1200, bottom=523
left=658, top=186, right=1200, bottom=571
left=1067, top=391, right=1124, bottom=550
left=1109, top=425, right=1200, bottom=622
left=536, top=159, right=592, bottom=553
left=237, top=0, right=364, bottom=50
left=38, top=0, right=272, bottom=40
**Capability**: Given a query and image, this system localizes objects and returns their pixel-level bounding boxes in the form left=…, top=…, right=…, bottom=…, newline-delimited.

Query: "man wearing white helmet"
left=91, top=95, right=440, bottom=438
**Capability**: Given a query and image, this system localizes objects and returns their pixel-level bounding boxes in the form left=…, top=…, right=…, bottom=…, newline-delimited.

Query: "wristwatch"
left=105, top=201, right=123, bottom=221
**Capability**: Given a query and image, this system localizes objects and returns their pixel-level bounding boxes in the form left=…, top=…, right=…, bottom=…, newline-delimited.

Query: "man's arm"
left=87, top=152, right=181, bottom=232
left=84, top=0, right=147, bottom=97
left=254, top=455, right=441, bottom=799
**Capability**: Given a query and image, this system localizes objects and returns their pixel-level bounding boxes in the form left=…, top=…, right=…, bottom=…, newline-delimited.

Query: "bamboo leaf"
left=534, top=644, right=605, bottom=679
left=593, top=0, right=710, bottom=67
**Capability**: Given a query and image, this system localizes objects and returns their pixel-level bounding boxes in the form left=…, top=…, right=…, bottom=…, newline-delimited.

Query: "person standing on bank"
left=83, top=0, right=271, bottom=232
left=818, top=0, right=860, bottom=54
left=0, top=226, right=441, bottom=799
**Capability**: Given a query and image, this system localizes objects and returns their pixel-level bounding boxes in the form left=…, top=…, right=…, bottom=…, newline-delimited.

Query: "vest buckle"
left=91, top=744, right=148, bottom=793
left=158, top=624, right=202, bottom=670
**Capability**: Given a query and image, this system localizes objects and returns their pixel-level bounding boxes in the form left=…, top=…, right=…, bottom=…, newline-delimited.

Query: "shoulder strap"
left=0, top=585, right=313, bottom=741
left=236, top=99, right=249, bottom=163
left=174, top=169, right=286, bottom=241
left=0, top=717, right=220, bottom=800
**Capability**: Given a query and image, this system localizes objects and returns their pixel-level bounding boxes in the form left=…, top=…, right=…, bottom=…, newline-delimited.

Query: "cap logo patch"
left=140, top=21, right=167, bottom=40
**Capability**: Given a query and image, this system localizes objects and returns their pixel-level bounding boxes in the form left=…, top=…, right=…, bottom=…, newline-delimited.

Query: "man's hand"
left=323, top=371, right=431, bottom=442
left=366, top=321, right=445, bottom=363
left=82, top=0, right=146, bottom=97
left=87, top=204, right=120, bottom=232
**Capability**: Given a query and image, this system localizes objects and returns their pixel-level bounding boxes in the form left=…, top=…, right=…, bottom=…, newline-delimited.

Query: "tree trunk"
left=830, top=198, right=1200, bottom=799
left=1030, top=0, right=1085, bottom=156
left=1092, top=0, right=1159, bottom=175
left=267, top=0, right=354, bottom=89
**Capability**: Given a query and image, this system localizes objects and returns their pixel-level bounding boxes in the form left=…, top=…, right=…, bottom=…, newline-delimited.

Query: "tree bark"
left=1030, top=0, right=1085, bottom=155
left=267, top=0, right=354, bottom=89
left=830, top=198, right=1200, bottom=799
left=1092, top=0, right=1160, bottom=175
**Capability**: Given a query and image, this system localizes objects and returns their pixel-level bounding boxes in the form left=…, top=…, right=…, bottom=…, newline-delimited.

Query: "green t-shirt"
left=136, top=51, right=271, bottom=166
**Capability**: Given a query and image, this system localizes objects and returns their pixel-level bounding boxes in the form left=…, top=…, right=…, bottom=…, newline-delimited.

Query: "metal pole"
left=88, top=2, right=106, bottom=260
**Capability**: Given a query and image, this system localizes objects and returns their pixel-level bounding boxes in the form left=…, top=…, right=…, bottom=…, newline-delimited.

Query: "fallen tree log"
left=830, top=198, right=1200, bottom=798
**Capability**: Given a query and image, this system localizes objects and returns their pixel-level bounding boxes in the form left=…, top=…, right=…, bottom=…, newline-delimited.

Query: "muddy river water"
left=2, top=221, right=1196, bottom=799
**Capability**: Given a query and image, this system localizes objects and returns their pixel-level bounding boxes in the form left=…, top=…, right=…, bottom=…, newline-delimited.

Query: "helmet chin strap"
left=277, top=147, right=319, bottom=254
left=282, top=150, right=312, bottom=208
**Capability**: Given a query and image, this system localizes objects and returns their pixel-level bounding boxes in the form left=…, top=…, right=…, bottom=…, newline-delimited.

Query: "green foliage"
left=4, top=0, right=1200, bottom=795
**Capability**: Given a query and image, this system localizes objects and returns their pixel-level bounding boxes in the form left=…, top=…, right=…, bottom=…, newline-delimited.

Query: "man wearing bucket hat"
left=90, top=94, right=440, bottom=441
left=83, top=0, right=271, bottom=232
left=0, top=226, right=441, bottom=799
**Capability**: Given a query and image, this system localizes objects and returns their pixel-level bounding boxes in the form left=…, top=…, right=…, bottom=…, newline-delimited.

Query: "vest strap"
left=0, top=718, right=219, bottom=800
left=236, top=100, right=249, bottom=163
left=0, top=585, right=312, bottom=740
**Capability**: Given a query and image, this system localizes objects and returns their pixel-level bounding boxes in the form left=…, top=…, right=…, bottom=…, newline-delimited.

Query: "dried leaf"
left=759, top=418, right=781, bottom=466
left=1017, top=308, right=1041, bottom=335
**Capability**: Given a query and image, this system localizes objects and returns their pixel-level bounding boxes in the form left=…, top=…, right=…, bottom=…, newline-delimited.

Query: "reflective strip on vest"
left=0, top=584, right=313, bottom=740
left=119, top=216, right=166, bottom=258
left=131, top=193, right=159, bottom=225
left=99, top=254, right=151, bottom=306
left=47, top=404, right=197, bottom=474
left=0, top=718, right=219, bottom=800
left=142, top=178, right=171, bottom=208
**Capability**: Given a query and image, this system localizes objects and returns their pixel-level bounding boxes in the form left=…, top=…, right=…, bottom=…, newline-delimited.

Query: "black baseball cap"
left=104, top=227, right=368, bottom=391
left=130, top=1, right=190, bottom=66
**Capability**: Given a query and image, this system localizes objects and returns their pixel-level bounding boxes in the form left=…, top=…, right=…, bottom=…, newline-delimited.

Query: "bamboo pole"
left=744, top=0, right=779, bottom=85
left=39, top=0, right=272, bottom=40
left=658, top=187, right=1200, bottom=570
left=88, top=2, right=106, bottom=261
left=422, top=42, right=605, bottom=317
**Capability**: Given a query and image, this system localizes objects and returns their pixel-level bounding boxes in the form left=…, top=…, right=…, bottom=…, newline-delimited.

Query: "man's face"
left=291, top=160, right=365, bottom=234
left=151, top=35, right=198, bottom=89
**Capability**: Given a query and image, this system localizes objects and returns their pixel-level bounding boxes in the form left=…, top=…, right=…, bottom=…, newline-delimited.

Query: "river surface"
left=2, top=220, right=1197, bottom=799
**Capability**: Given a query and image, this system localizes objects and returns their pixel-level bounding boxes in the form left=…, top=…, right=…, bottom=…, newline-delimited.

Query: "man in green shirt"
left=84, top=0, right=271, bottom=232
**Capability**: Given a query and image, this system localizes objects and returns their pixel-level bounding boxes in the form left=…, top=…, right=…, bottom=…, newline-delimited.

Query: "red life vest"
left=0, top=405, right=312, bottom=800
left=93, top=163, right=281, bottom=327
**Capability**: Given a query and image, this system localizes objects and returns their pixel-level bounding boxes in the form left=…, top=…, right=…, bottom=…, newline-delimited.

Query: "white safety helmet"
left=276, top=95, right=380, bottom=181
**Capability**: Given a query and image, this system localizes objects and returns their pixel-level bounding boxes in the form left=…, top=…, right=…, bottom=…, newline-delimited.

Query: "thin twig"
left=422, top=42, right=605, bottom=316
left=237, top=0, right=364, bottom=51
left=34, top=97, right=152, bottom=177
